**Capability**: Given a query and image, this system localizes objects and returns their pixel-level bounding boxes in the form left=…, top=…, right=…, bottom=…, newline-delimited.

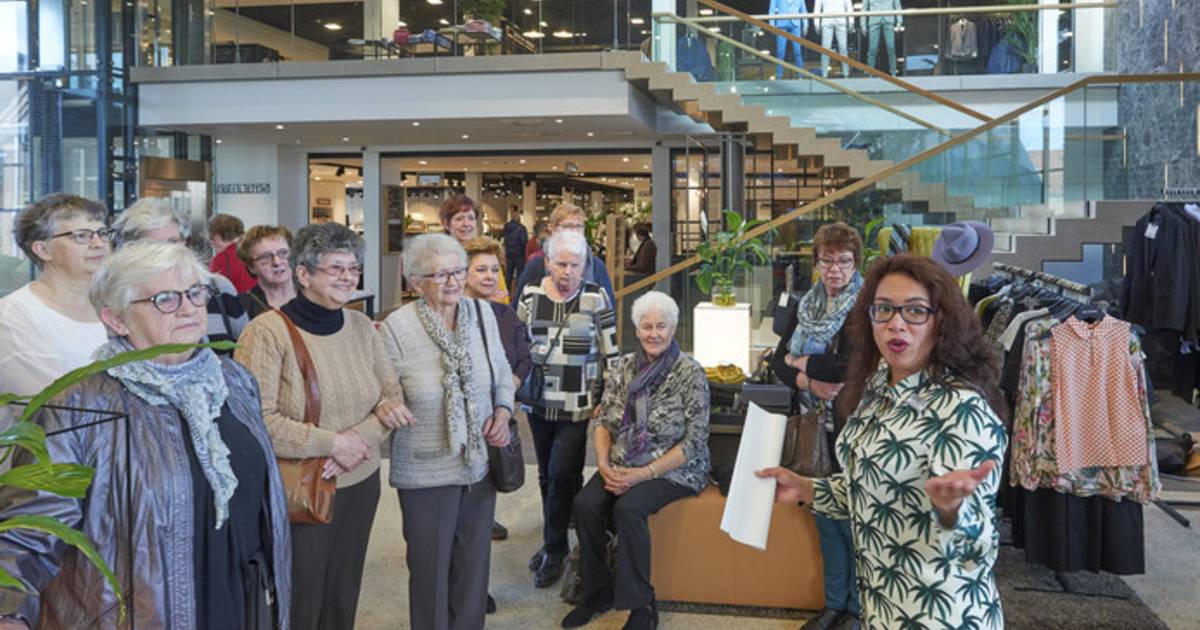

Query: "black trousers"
left=288, top=470, right=381, bottom=630
left=527, top=410, right=589, bottom=554
left=573, top=472, right=694, bottom=610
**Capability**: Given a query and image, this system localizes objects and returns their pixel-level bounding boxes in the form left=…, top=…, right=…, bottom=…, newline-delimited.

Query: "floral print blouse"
left=812, top=365, right=1007, bottom=630
left=1009, top=318, right=1160, bottom=503
left=598, top=352, right=711, bottom=493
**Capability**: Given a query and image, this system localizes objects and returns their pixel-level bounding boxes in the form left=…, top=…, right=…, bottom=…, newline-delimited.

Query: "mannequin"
left=770, top=0, right=807, bottom=79
left=863, top=0, right=903, bottom=75
left=813, top=0, right=852, bottom=78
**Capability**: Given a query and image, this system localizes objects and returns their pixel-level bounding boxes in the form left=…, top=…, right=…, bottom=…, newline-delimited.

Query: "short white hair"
left=403, top=233, right=468, bottom=282
left=544, top=230, right=588, bottom=261
left=112, top=197, right=191, bottom=246
left=90, top=241, right=213, bottom=319
left=632, top=291, right=679, bottom=329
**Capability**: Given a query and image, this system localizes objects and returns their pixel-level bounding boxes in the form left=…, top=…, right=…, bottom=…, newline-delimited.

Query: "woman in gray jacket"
left=0, top=241, right=291, bottom=630
left=380, top=233, right=515, bottom=630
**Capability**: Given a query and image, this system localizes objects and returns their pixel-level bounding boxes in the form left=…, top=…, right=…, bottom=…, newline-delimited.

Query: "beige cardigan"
left=235, top=309, right=403, bottom=488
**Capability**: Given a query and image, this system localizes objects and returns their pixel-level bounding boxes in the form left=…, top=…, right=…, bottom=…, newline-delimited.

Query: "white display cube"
left=693, top=301, right=751, bottom=376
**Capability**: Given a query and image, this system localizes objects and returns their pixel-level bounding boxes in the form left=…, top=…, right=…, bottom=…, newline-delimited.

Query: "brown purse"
left=275, top=309, right=336, bottom=524
left=782, top=401, right=833, bottom=478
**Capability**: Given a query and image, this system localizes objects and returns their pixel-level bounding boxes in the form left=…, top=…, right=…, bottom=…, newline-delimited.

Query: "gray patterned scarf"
left=788, top=272, right=863, bottom=357
left=95, top=337, right=237, bottom=529
left=415, top=298, right=486, bottom=468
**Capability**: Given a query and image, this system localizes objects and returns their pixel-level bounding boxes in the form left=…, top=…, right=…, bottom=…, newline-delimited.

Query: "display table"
left=649, top=485, right=824, bottom=609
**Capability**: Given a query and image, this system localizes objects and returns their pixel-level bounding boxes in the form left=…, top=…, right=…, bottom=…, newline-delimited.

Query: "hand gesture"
left=924, top=460, right=995, bottom=520
left=755, top=467, right=814, bottom=504
left=374, top=399, right=415, bottom=429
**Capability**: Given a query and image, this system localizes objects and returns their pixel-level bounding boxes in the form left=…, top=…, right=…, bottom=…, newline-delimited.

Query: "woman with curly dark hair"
left=760, top=254, right=1008, bottom=630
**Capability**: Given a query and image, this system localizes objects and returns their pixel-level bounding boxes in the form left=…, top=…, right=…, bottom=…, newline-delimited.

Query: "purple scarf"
left=619, top=339, right=680, bottom=465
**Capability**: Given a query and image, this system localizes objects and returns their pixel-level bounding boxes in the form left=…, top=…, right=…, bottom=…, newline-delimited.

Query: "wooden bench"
left=649, top=485, right=825, bottom=609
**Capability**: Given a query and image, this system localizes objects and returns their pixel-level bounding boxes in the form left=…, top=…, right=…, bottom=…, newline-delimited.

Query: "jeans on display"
left=866, top=18, right=898, bottom=74
left=774, top=25, right=806, bottom=78
left=819, top=18, right=850, bottom=77
left=528, top=409, right=590, bottom=554
left=814, top=512, right=861, bottom=615
left=573, top=473, right=695, bottom=609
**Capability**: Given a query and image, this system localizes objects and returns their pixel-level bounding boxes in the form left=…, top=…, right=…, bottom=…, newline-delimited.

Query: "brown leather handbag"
left=275, top=310, right=336, bottom=524
left=782, top=402, right=833, bottom=478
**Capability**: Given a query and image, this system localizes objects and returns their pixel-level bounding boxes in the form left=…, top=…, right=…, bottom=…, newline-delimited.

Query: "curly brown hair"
left=837, top=254, right=1007, bottom=421
left=812, top=221, right=863, bottom=265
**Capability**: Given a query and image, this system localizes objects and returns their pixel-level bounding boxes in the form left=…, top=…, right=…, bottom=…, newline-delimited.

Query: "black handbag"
left=475, top=300, right=526, bottom=493
left=516, top=314, right=567, bottom=406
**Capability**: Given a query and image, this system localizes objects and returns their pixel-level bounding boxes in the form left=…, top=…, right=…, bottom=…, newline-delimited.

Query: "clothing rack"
left=992, top=263, right=1091, bottom=298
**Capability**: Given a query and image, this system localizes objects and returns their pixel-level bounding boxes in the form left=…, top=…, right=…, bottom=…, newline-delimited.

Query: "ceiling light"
left=341, top=136, right=350, bottom=142
left=539, top=20, right=548, bottom=27
left=630, top=17, right=644, bottom=25
left=552, top=29, right=573, bottom=38
left=397, top=20, right=407, bottom=27
left=699, top=8, right=714, bottom=15
left=274, top=124, right=286, bottom=130
left=760, top=49, right=770, bottom=55
left=324, top=22, right=342, bottom=31
left=523, top=8, right=532, bottom=14
left=519, top=158, right=527, bottom=164
left=427, top=0, right=443, bottom=4
left=523, top=30, right=545, bottom=38
left=461, top=134, right=470, bottom=139
left=215, top=139, right=223, bottom=144
left=552, top=166, right=558, bottom=170
left=555, top=118, right=564, bottom=124
left=418, top=160, right=428, bottom=165
left=622, top=156, right=630, bottom=162
left=314, top=176, right=322, bottom=181
left=439, top=18, right=450, bottom=25
left=642, top=164, right=648, bottom=169
left=586, top=131, right=595, bottom=137
left=707, top=26, right=720, bottom=33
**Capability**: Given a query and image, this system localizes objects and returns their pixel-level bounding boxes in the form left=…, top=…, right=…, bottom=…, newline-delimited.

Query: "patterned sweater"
left=813, top=365, right=1007, bottom=630
left=516, top=281, right=619, bottom=422
left=234, top=309, right=403, bottom=488
left=598, top=352, right=711, bottom=493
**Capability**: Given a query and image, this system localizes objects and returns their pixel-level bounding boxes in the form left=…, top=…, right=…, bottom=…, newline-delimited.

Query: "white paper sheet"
left=719, top=402, right=788, bottom=550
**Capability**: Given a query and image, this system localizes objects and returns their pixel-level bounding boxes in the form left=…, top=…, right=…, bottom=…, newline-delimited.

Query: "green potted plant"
left=0, top=340, right=233, bottom=615
left=695, top=210, right=774, bottom=307
left=1003, top=0, right=1039, bottom=71
left=460, top=0, right=505, bottom=24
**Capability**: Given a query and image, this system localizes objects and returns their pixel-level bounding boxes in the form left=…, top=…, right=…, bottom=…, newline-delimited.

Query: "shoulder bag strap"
left=474, top=299, right=497, bottom=407
left=275, top=309, right=322, bottom=427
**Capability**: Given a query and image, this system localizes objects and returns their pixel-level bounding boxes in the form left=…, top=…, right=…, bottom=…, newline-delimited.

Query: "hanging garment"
left=770, top=0, right=809, bottom=78
left=1008, top=487, right=1145, bottom=575
left=676, top=34, right=715, bottom=81
left=813, top=0, right=852, bottom=77
left=949, top=18, right=978, bottom=59
left=863, top=0, right=901, bottom=74
left=1121, top=202, right=1194, bottom=334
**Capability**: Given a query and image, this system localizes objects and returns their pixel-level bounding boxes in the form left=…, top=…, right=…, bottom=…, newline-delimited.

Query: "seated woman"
left=759, top=255, right=1009, bottom=629
left=563, top=291, right=710, bottom=630
left=0, top=241, right=292, bottom=629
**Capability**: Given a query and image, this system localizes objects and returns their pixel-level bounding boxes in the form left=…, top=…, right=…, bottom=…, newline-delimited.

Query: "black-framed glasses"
left=815, top=257, right=856, bottom=271
left=50, top=228, right=117, bottom=245
left=251, top=249, right=290, bottom=266
left=421, top=268, right=467, bottom=284
left=131, top=284, right=214, bottom=314
left=315, top=264, right=363, bottom=277
left=869, top=302, right=935, bottom=325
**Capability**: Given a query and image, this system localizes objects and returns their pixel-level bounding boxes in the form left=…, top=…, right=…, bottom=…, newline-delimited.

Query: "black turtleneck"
left=281, top=290, right=345, bottom=336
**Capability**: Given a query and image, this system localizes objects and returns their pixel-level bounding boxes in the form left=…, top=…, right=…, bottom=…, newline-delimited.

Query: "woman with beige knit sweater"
left=235, top=223, right=412, bottom=630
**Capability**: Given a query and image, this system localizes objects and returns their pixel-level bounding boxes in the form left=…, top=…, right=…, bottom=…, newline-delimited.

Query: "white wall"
left=213, top=144, right=279, bottom=228
left=309, top=180, right=348, bottom=225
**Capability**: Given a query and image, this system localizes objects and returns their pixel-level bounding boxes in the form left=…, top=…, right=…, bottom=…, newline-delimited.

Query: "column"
left=651, top=144, right=671, bottom=290
left=362, top=150, right=381, bottom=302
left=522, top=179, right=538, bottom=228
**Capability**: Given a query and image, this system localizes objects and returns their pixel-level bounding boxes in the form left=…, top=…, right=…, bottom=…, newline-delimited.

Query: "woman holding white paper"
left=759, top=255, right=1008, bottom=630
left=563, top=291, right=709, bottom=630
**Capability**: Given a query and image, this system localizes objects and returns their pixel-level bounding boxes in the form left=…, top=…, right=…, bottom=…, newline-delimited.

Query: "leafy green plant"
left=695, top=210, right=775, bottom=306
left=860, top=216, right=886, bottom=269
left=1003, top=0, right=1038, bottom=67
left=0, top=340, right=235, bottom=615
left=460, top=0, right=506, bottom=23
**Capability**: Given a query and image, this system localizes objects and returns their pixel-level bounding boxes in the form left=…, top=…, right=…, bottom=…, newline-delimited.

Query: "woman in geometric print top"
left=516, top=230, right=619, bottom=590
left=760, top=255, right=1008, bottom=630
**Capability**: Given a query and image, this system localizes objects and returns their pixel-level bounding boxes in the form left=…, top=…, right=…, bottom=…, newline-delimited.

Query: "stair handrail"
left=655, top=12, right=950, bottom=136
left=615, top=72, right=1200, bottom=299
left=688, top=1, right=1116, bottom=23
left=694, top=0, right=993, bottom=124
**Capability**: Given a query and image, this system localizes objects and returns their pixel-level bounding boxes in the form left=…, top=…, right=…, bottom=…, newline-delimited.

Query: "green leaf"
left=0, top=567, right=23, bottom=590
left=0, top=393, right=30, bottom=407
left=17, top=341, right=237, bottom=423
left=0, top=422, right=50, bottom=465
left=695, top=269, right=713, bottom=293
left=0, top=463, right=95, bottom=498
left=0, top=515, right=123, bottom=616
left=723, top=210, right=743, bottom=233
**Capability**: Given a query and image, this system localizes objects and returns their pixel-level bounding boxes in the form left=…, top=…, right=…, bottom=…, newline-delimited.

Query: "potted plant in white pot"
left=694, top=209, right=773, bottom=307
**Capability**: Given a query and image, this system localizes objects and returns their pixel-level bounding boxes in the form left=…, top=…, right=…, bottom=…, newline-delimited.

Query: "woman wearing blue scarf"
left=563, top=291, right=710, bottom=630
left=771, top=222, right=864, bottom=630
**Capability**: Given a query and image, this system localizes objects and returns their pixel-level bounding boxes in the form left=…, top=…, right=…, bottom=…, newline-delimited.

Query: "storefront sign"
left=216, top=183, right=271, bottom=194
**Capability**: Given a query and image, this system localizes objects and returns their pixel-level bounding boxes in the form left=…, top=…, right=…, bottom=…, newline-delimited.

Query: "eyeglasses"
left=557, top=221, right=586, bottom=232
left=131, top=284, right=214, bottom=314
left=315, top=264, right=363, bottom=277
left=421, top=268, right=467, bottom=284
left=251, top=249, right=290, bottom=265
left=815, top=257, right=856, bottom=271
left=869, top=302, right=935, bottom=325
left=50, top=228, right=117, bottom=245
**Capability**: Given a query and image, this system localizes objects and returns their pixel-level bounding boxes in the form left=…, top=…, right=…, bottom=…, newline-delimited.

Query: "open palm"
left=924, top=460, right=995, bottom=515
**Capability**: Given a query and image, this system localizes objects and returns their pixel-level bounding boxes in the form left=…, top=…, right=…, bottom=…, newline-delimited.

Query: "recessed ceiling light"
left=586, top=131, right=595, bottom=137
left=461, top=134, right=470, bottom=139
left=552, top=29, right=573, bottom=38
left=699, top=8, right=714, bottom=15
left=539, top=20, right=548, bottom=27
left=418, top=160, right=428, bottom=165
left=707, top=26, right=719, bottom=32
left=341, top=136, right=350, bottom=142
left=324, top=22, right=342, bottom=31
left=630, top=17, right=644, bottom=25
left=518, top=158, right=527, bottom=164
left=397, top=20, right=406, bottom=27
left=523, top=8, right=532, bottom=14
left=275, top=124, right=285, bottom=130
left=427, top=0, right=442, bottom=4
left=314, top=176, right=322, bottom=181
left=642, top=164, right=648, bottom=169
left=552, top=166, right=558, bottom=170
left=622, top=156, right=630, bottom=162
left=439, top=18, right=450, bottom=25
left=215, top=139, right=222, bottom=144
left=555, top=118, right=564, bottom=124
left=523, top=30, right=545, bottom=38
left=412, top=121, right=421, bottom=127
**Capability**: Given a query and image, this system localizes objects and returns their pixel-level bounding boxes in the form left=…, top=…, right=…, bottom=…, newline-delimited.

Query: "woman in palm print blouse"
left=761, top=255, right=1008, bottom=629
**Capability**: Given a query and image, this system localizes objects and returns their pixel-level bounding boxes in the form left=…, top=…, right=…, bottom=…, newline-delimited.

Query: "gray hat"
left=932, top=221, right=994, bottom=277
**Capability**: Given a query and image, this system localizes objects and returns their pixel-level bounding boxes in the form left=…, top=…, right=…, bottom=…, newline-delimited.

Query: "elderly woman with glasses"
left=379, top=233, right=515, bottom=630
left=0, top=241, right=292, bottom=630
left=113, top=197, right=248, bottom=351
left=237, top=225, right=297, bottom=319
left=0, top=194, right=112, bottom=397
left=235, top=223, right=411, bottom=630
left=563, top=291, right=709, bottom=630
left=514, top=203, right=615, bottom=307
left=516, top=229, right=619, bottom=589
left=769, top=221, right=864, bottom=630
left=760, top=255, right=1008, bottom=630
